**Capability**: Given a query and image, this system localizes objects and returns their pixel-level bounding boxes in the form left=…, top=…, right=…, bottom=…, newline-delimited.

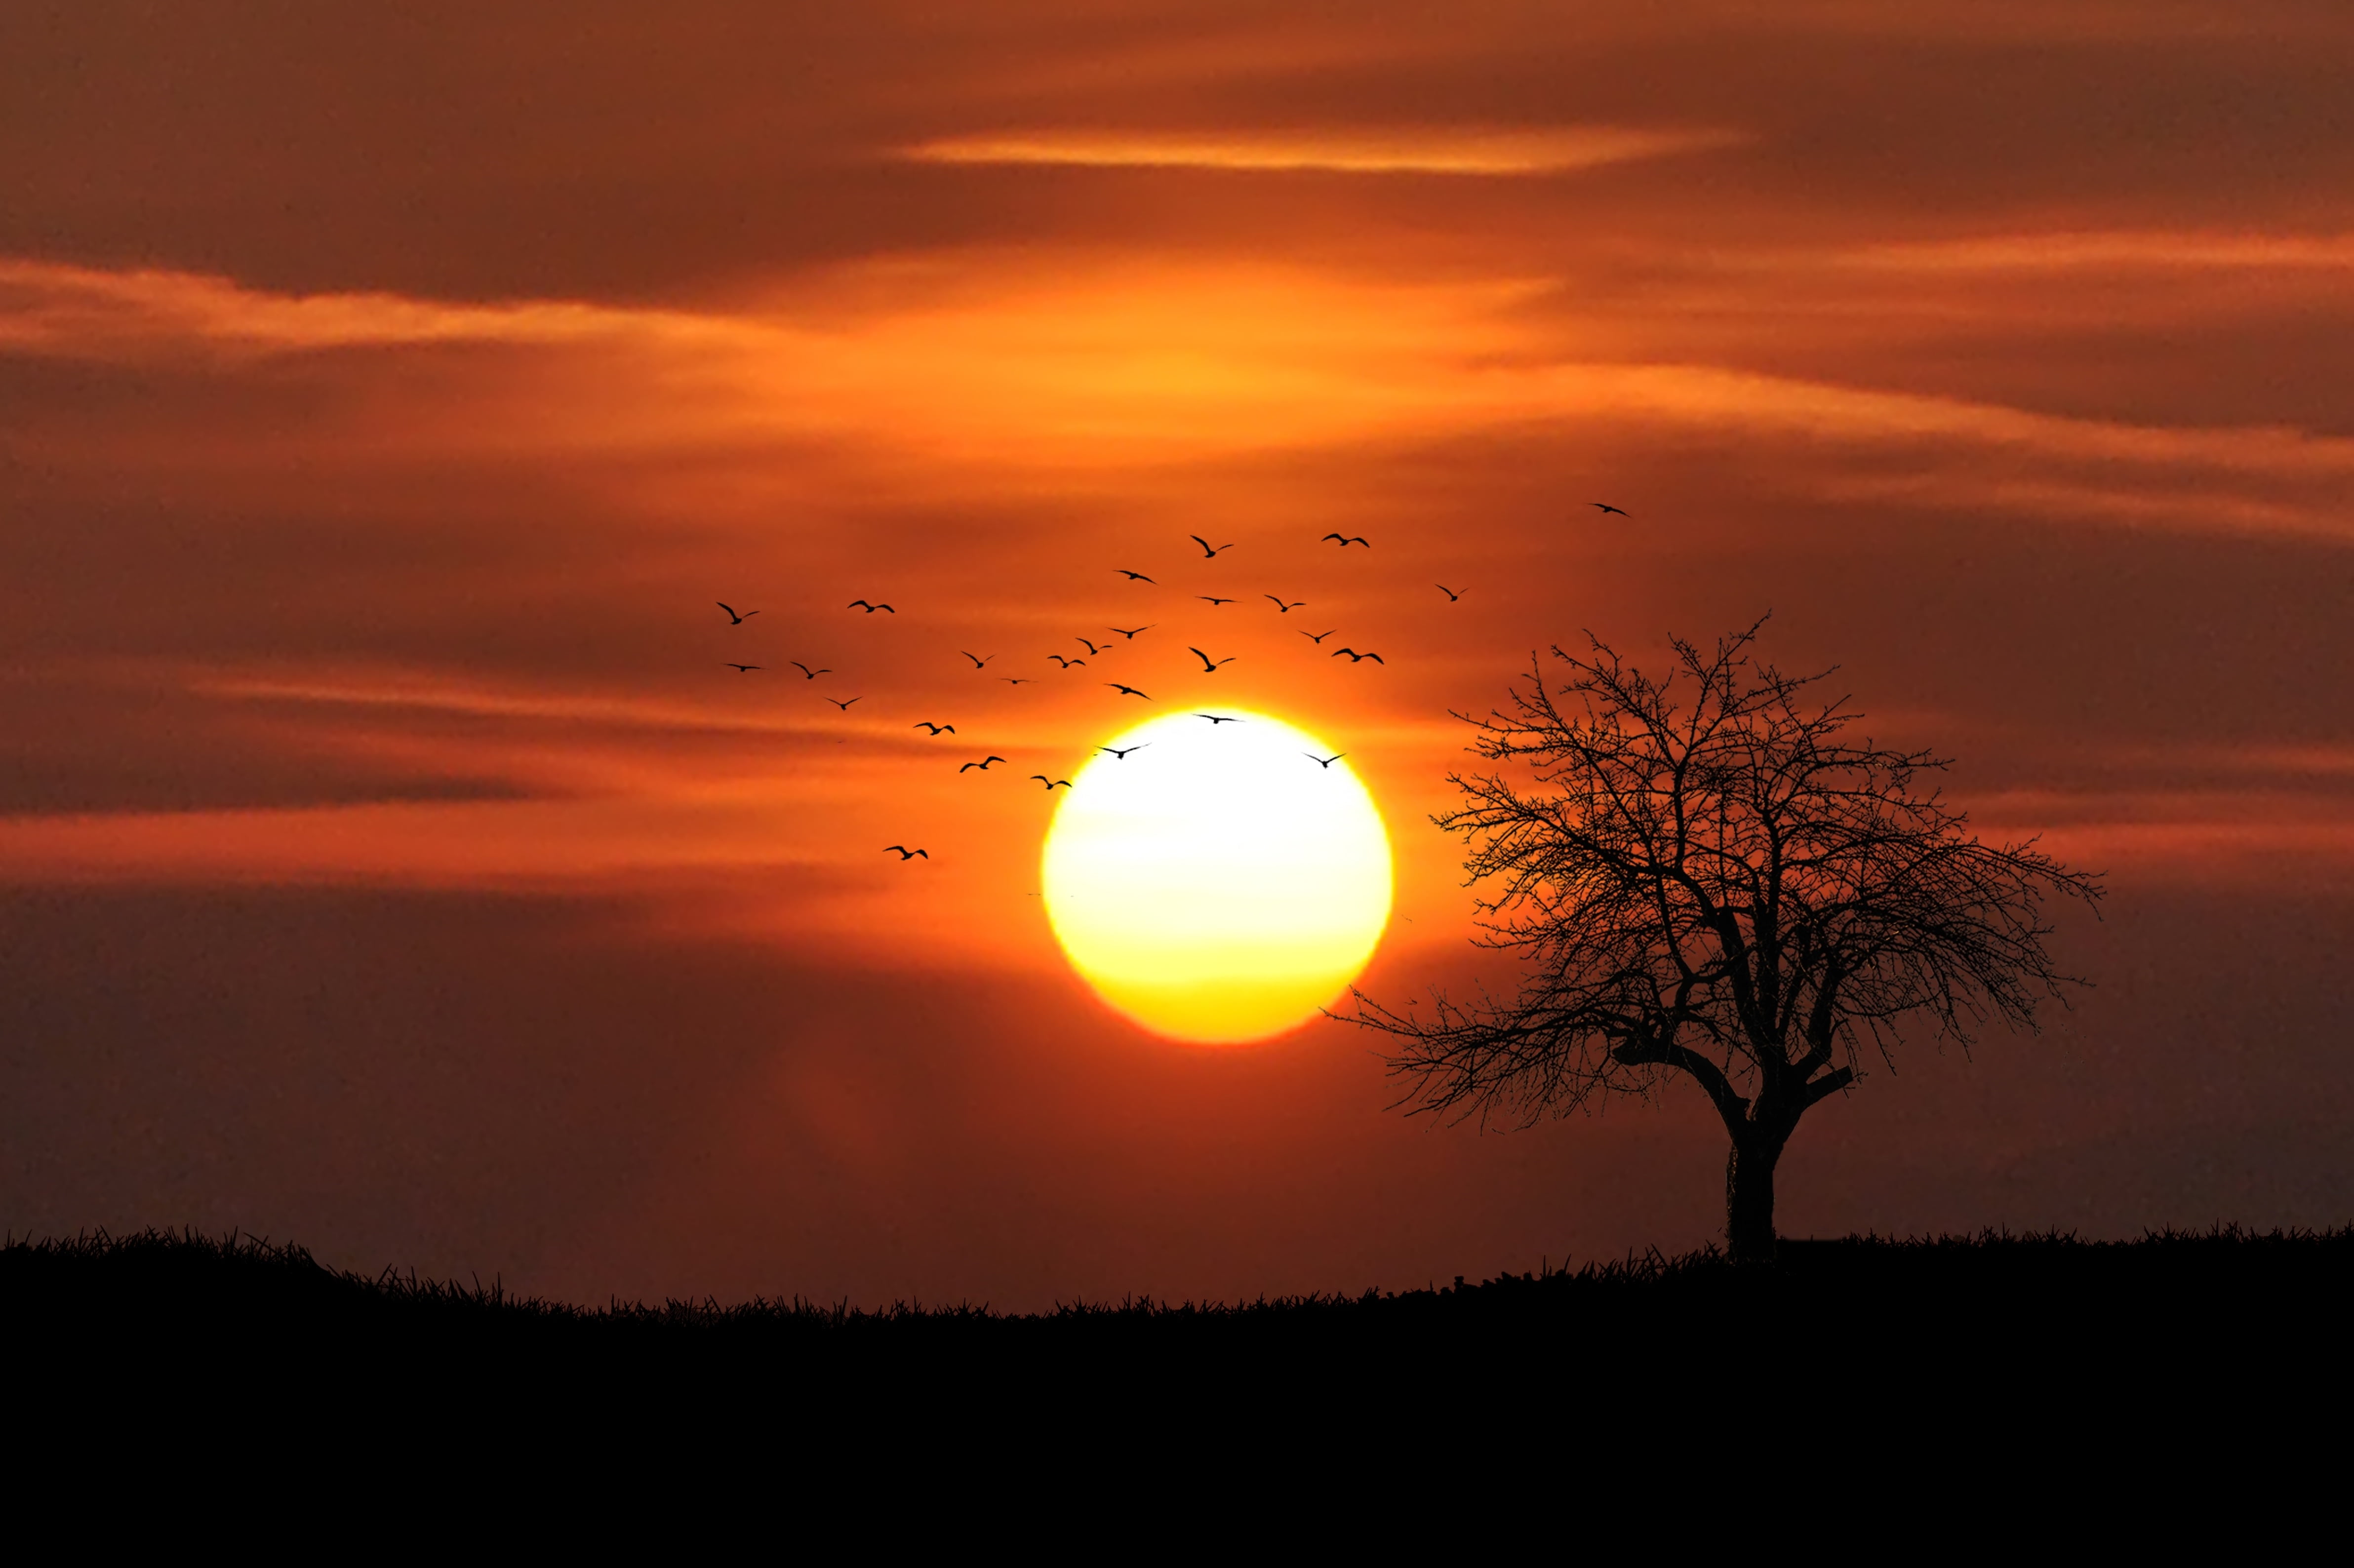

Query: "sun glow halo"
left=1041, top=710, right=1392, bottom=1044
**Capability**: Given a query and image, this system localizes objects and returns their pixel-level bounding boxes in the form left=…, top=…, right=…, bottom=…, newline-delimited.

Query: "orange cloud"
left=901, top=125, right=1743, bottom=175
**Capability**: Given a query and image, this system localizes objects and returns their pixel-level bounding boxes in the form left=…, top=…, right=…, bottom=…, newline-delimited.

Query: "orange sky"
left=4, top=2, right=2353, bottom=1307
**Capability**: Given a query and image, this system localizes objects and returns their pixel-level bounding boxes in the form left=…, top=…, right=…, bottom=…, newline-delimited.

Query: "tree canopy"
left=1349, top=621, right=2102, bottom=1260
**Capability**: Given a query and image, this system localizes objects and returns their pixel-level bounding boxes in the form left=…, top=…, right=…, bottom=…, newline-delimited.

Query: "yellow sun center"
left=1040, top=709, right=1393, bottom=1043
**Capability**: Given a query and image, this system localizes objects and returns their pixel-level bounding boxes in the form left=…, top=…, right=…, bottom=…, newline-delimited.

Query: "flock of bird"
left=714, top=507, right=1631, bottom=863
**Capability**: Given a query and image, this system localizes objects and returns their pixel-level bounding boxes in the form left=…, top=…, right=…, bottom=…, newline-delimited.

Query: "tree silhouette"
left=1347, top=621, right=2102, bottom=1262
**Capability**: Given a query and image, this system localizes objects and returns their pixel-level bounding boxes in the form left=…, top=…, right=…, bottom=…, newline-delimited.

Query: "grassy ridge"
left=8, top=1223, right=2350, bottom=1337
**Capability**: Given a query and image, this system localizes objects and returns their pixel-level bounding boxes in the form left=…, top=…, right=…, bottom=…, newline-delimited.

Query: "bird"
left=913, top=722, right=956, bottom=735
left=1107, top=683, right=1152, bottom=699
left=1099, top=744, right=1148, bottom=759
left=1107, top=626, right=1153, bottom=639
left=1116, top=570, right=1156, bottom=583
left=1189, top=646, right=1235, bottom=672
left=718, top=602, right=760, bottom=624
left=1305, top=753, right=1347, bottom=768
left=825, top=695, right=863, bottom=708
left=1189, top=535, right=1235, bottom=558
left=1030, top=776, right=1072, bottom=790
left=1436, top=584, right=1463, bottom=602
left=1591, top=502, right=1629, bottom=516
left=959, top=756, right=1007, bottom=773
left=1001, top=677, right=1035, bottom=685
left=961, top=651, right=993, bottom=668
left=724, top=663, right=761, bottom=672
left=1331, top=648, right=1385, bottom=664
left=1076, top=638, right=1106, bottom=655
left=1048, top=655, right=1085, bottom=668
left=883, top=845, right=928, bottom=860
left=1321, top=533, right=1370, bottom=547
left=790, top=662, right=831, bottom=679
left=1195, top=713, right=1241, bottom=725
left=1265, top=595, right=1305, bottom=612
left=1197, top=596, right=1235, bottom=607
left=848, top=599, right=895, bottom=613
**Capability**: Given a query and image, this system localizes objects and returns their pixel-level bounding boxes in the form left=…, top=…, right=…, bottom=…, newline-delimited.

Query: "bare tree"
left=1347, top=621, right=2102, bottom=1263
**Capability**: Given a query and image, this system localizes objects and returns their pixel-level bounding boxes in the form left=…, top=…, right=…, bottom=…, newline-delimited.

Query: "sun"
left=1040, top=709, right=1393, bottom=1044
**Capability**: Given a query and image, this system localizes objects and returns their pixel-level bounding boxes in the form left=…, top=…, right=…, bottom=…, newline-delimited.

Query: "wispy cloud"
left=900, top=125, right=1742, bottom=176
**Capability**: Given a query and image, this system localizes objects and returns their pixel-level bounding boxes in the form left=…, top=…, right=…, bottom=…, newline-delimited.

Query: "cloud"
left=900, top=125, right=1744, bottom=176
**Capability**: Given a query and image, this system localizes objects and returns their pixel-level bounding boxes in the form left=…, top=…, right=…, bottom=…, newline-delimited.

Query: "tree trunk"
left=1725, top=1131, right=1782, bottom=1264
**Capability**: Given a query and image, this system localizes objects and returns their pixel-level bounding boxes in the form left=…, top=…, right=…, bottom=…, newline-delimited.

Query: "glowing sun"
left=1041, top=709, right=1393, bottom=1044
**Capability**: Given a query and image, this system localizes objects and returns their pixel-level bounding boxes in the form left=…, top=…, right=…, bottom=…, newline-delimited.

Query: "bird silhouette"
left=1195, top=713, right=1241, bottom=725
left=1001, top=677, right=1036, bottom=685
left=718, top=602, right=760, bottom=624
left=1076, top=638, right=1106, bottom=655
left=1305, top=753, right=1348, bottom=768
left=1197, top=596, right=1236, bottom=607
left=959, top=756, right=1007, bottom=773
left=883, top=845, right=929, bottom=860
left=1030, top=776, right=1072, bottom=790
left=1047, top=655, right=1085, bottom=668
left=913, top=722, right=956, bottom=735
left=848, top=599, right=895, bottom=613
left=724, top=663, right=761, bottom=672
left=1436, top=584, right=1463, bottom=601
left=825, top=695, right=863, bottom=708
left=1301, top=628, right=1338, bottom=644
left=1107, top=626, right=1153, bottom=639
left=1189, top=646, right=1235, bottom=672
left=1117, top=570, right=1156, bottom=583
left=1331, top=648, right=1385, bottom=664
left=1100, top=744, right=1149, bottom=759
left=1107, top=683, right=1152, bottom=699
left=1189, top=535, right=1236, bottom=558
left=1591, top=502, right=1629, bottom=516
left=1265, top=595, right=1305, bottom=612
left=961, top=651, right=994, bottom=668
left=1321, top=533, right=1370, bottom=548
left=790, top=662, right=831, bottom=679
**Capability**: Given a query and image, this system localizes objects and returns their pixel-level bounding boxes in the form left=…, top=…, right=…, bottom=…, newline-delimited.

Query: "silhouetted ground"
left=9, top=1225, right=2350, bottom=1389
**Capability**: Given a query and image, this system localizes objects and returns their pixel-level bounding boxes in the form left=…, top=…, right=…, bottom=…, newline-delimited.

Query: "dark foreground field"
left=9, top=1226, right=2349, bottom=1397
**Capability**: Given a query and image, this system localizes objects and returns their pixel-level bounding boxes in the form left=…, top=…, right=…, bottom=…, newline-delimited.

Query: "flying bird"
left=1330, top=648, right=1385, bottom=664
left=1436, top=584, right=1463, bottom=601
left=961, top=651, right=994, bottom=668
left=1116, top=570, right=1156, bottom=583
left=1107, top=626, right=1153, bottom=639
left=1197, top=596, right=1235, bottom=607
left=1265, top=595, right=1305, bottom=612
left=959, top=756, right=1008, bottom=773
left=1099, top=744, right=1148, bottom=759
left=1305, top=753, right=1348, bottom=768
left=1030, top=776, right=1072, bottom=790
left=718, top=602, right=760, bottom=624
left=1591, top=502, right=1629, bottom=516
left=1321, top=533, right=1370, bottom=548
left=1195, top=713, right=1241, bottom=725
left=1106, top=683, right=1152, bottom=699
left=1189, top=646, right=1235, bottom=673
left=1301, top=628, right=1338, bottom=644
left=882, top=846, right=929, bottom=860
left=1001, top=676, right=1036, bottom=685
left=1076, top=638, right=1106, bottom=655
left=825, top=696, right=863, bottom=708
left=1189, top=535, right=1236, bottom=558
left=913, top=722, right=956, bottom=735
left=724, top=663, right=761, bottom=672
left=790, top=662, right=831, bottom=679
left=1047, top=655, right=1085, bottom=668
left=848, top=599, right=895, bottom=613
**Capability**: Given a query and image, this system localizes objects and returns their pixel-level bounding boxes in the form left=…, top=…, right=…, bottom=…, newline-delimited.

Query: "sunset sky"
left=5, top=2, right=2352, bottom=1308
